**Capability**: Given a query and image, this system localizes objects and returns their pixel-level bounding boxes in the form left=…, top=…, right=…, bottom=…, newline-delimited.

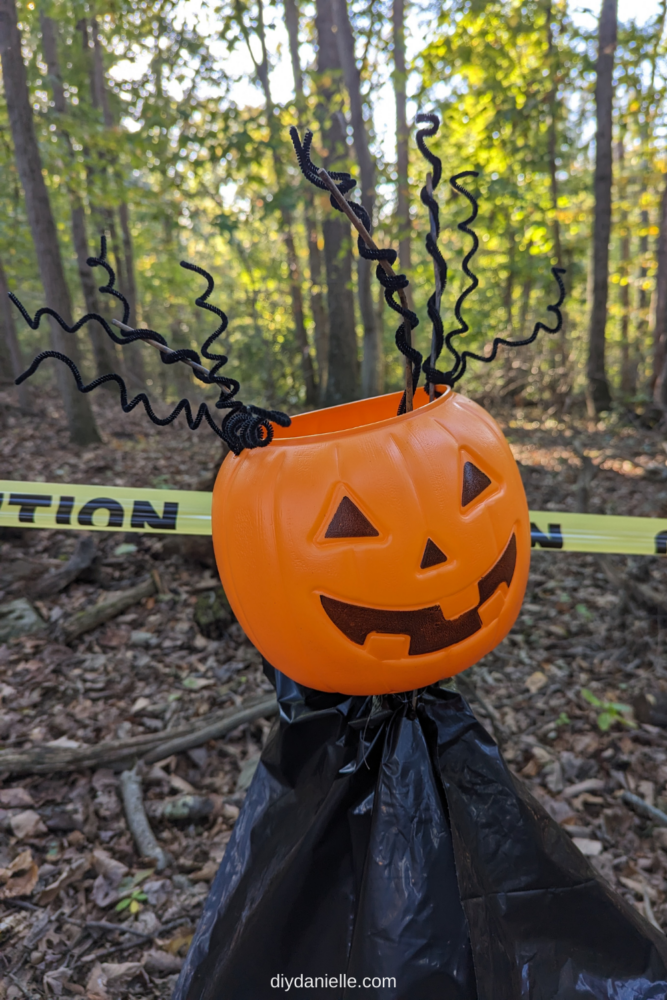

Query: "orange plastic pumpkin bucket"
left=212, top=386, right=529, bottom=695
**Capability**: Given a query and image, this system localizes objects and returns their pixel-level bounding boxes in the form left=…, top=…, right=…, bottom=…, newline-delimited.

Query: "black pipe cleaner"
left=412, top=145, right=566, bottom=387
left=415, top=113, right=448, bottom=394
left=11, top=237, right=290, bottom=454
left=289, top=126, right=422, bottom=413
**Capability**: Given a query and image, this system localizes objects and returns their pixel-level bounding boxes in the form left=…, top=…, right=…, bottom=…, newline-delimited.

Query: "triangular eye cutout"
left=325, top=496, right=379, bottom=538
left=421, top=538, right=447, bottom=569
left=462, top=461, right=492, bottom=506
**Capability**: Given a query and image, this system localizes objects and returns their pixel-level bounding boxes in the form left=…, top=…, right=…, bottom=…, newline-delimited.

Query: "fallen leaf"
left=525, top=671, right=548, bottom=694
left=92, top=875, right=121, bottom=909
left=142, top=950, right=183, bottom=975
left=0, top=849, right=39, bottom=899
left=563, top=778, right=606, bottom=799
left=86, top=961, right=143, bottom=1000
left=190, top=860, right=218, bottom=882
left=164, top=930, right=194, bottom=956
left=86, top=963, right=110, bottom=1000
left=92, top=849, right=128, bottom=886
left=10, top=809, right=48, bottom=840
left=572, top=837, right=603, bottom=857
left=37, top=857, right=88, bottom=906
left=182, top=676, right=215, bottom=690
left=0, top=787, right=35, bottom=808
left=619, top=876, right=659, bottom=900
left=131, top=696, right=151, bottom=714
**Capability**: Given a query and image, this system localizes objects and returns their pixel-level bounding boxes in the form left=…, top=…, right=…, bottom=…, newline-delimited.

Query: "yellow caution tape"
left=1, top=480, right=667, bottom=555
left=528, top=511, right=667, bottom=556
left=0, top=480, right=211, bottom=536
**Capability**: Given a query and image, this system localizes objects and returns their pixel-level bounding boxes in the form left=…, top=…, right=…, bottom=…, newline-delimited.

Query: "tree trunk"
left=546, top=0, right=567, bottom=364
left=393, top=0, right=411, bottom=277
left=617, top=136, right=635, bottom=397
left=284, top=0, right=329, bottom=399
left=40, top=10, right=117, bottom=380
left=83, top=17, right=145, bottom=386
left=0, top=255, right=29, bottom=410
left=315, top=0, right=359, bottom=406
left=333, top=0, right=381, bottom=397
left=90, top=16, right=140, bottom=327
left=652, top=175, right=667, bottom=407
left=239, top=0, right=317, bottom=407
left=586, top=0, right=616, bottom=414
left=0, top=0, right=101, bottom=445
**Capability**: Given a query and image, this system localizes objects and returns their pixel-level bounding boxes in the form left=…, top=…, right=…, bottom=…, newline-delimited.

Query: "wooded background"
left=0, top=0, right=664, bottom=444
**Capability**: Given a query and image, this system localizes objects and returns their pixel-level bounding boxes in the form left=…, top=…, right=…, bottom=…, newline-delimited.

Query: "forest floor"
left=2, top=386, right=667, bottom=997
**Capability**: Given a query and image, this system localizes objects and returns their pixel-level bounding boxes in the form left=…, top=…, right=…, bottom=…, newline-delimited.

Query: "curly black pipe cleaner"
left=11, top=236, right=290, bottom=454
left=290, top=126, right=422, bottom=412
left=445, top=265, right=567, bottom=384
left=415, top=113, right=448, bottom=394
left=438, top=170, right=481, bottom=384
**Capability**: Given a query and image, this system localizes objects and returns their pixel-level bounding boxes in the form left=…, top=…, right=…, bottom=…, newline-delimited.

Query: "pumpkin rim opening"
left=270, top=385, right=453, bottom=444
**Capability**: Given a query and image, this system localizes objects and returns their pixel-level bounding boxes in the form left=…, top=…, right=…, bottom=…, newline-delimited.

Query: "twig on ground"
left=143, top=696, right=277, bottom=763
left=57, top=576, right=157, bottom=644
left=0, top=694, right=278, bottom=775
left=119, top=766, right=169, bottom=871
left=62, top=918, right=151, bottom=939
left=621, top=790, right=667, bottom=827
left=642, top=881, right=662, bottom=931
left=72, top=918, right=191, bottom=969
left=31, top=535, right=97, bottom=598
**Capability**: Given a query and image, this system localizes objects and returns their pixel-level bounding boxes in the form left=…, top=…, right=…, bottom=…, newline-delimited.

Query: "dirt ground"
left=2, top=386, right=667, bottom=997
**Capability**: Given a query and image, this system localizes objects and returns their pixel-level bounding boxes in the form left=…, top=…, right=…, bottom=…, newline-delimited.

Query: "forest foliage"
left=0, top=0, right=666, bottom=423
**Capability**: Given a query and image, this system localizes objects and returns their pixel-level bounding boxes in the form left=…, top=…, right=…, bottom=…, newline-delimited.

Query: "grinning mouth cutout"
left=320, top=534, right=517, bottom=656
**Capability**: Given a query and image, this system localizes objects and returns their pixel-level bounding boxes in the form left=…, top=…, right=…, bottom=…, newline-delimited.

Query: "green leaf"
left=581, top=688, right=602, bottom=708
left=597, top=712, right=613, bottom=731
left=131, top=869, right=155, bottom=887
left=114, top=543, right=137, bottom=556
left=115, top=897, right=132, bottom=912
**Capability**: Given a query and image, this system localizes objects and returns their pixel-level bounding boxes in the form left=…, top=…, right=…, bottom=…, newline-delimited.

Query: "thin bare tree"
left=0, top=0, right=101, bottom=445
left=39, top=10, right=117, bottom=380
left=284, top=0, right=330, bottom=399
left=315, top=0, right=359, bottom=405
left=236, top=0, right=317, bottom=407
left=393, top=0, right=411, bottom=278
left=586, top=0, right=617, bottom=414
left=0, top=254, right=29, bottom=410
left=333, top=0, right=381, bottom=396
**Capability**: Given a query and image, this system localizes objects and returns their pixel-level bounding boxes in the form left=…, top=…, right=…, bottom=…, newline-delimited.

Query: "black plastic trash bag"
left=174, top=665, right=667, bottom=1000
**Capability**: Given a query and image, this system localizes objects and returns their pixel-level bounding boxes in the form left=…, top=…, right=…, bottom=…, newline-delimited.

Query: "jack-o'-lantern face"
left=212, top=387, right=530, bottom=695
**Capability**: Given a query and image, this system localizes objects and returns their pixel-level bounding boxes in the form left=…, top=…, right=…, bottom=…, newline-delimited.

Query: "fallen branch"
left=57, top=575, right=156, bottom=644
left=0, top=695, right=278, bottom=776
left=146, top=794, right=214, bottom=822
left=31, top=535, right=97, bottom=598
left=120, top=766, right=168, bottom=871
left=143, top=697, right=277, bottom=763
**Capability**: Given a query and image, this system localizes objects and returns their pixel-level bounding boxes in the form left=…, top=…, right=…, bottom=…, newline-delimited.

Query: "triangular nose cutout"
left=462, top=461, right=492, bottom=506
left=421, top=538, right=447, bottom=569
